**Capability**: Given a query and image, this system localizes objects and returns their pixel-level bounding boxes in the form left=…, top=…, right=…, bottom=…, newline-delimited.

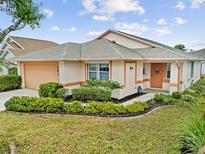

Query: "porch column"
left=180, top=61, right=187, bottom=92
left=59, top=61, right=65, bottom=84
left=136, top=61, right=144, bottom=89
left=17, top=61, right=21, bottom=76
left=170, top=62, right=179, bottom=93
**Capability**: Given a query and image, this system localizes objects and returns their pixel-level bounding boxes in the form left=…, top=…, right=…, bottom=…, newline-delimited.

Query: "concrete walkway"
left=0, top=89, right=38, bottom=111
left=122, top=93, right=156, bottom=106
left=122, top=89, right=168, bottom=106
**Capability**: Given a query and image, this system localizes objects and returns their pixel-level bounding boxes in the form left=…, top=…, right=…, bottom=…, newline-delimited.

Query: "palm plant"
left=180, top=115, right=205, bottom=154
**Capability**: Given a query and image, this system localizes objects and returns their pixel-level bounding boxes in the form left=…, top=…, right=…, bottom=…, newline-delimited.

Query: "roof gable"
left=97, top=29, right=159, bottom=49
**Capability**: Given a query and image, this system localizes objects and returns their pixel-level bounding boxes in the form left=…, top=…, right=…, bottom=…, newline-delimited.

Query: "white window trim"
left=166, top=63, right=171, bottom=80
left=88, top=64, right=110, bottom=80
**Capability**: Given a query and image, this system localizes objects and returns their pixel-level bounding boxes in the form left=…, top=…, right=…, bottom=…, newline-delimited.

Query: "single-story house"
left=191, top=48, right=205, bottom=74
left=11, top=29, right=204, bottom=99
left=0, top=36, right=58, bottom=75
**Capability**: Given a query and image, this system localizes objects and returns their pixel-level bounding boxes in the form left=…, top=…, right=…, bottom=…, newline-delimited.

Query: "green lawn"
left=0, top=105, right=204, bottom=154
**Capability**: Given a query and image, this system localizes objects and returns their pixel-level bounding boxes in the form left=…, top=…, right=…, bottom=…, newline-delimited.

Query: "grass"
left=0, top=105, right=204, bottom=154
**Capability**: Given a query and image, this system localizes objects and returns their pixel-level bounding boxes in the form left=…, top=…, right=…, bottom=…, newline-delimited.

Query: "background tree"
left=175, top=44, right=187, bottom=51
left=0, top=0, right=44, bottom=43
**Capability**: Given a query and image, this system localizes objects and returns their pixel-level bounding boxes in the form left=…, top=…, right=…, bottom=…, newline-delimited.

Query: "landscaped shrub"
left=64, top=101, right=84, bottom=113
left=126, top=102, right=148, bottom=113
left=5, top=96, right=64, bottom=113
left=8, top=67, right=17, bottom=75
left=153, top=94, right=164, bottom=103
left=0, top=75, right=21, bottom=92
left=72, top=87, right=112, bottom=102
left=181, top=94, right=193, bottom=103
left=172, top=91, right=182, bottom=99
left=56, top=88, right=66, bottom=99
left=84, top=101, right=127, bottom=115
left=180, top=116, right=205, bottom=154
left=192, top=97, right=205, bottom=104
left=38, top=82, right=65, bottom=98
left=87, top=80, right=121, bottom=89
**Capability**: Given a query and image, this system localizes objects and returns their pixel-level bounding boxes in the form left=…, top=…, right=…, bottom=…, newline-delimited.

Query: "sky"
left=1, top=0, right=205, bottom=50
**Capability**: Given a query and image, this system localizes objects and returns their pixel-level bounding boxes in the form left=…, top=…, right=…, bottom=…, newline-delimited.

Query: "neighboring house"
left=11, top=29, right=204, bottom=100
left=0, top=36, right=58, bottom=75
left=191, top=48, right=205, bottom=74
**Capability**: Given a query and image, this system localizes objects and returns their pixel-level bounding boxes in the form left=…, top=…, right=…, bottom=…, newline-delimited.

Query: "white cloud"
left=115, top=22, right=150, bottom=36
left=50, top=26, right=60, bottom=32
left=155, top=27, right=171, bottom=36
left=174, top=17, right=187, bottom=25
left=92, top=15, right=114, bottom=22
left=80, top=0, right=145, bottom=15
left=67, top=27, right=77, bottom=32
left=157, top=18, right=167, bottom=25
left=43, top=9, right=54, bottom=18
left=191, top=0, right=205, bottom=8
left=175, top=1, right=185, bottom=10
left=143, top=19, right=149, bottom=23
left=88, top=31, right=103, bottom=37
left=187, top=39, right=205, bottom=49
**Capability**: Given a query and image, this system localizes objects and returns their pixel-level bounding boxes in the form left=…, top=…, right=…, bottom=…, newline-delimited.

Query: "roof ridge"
left=105, top=39, right=123, bottom=58
left=9, top=36, right=58, bottom=44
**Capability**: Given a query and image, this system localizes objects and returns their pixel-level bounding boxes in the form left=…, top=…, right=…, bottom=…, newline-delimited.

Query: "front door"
left=126, top=63, right=136, bottom=89
left=151, top=63, right=163, bottom=88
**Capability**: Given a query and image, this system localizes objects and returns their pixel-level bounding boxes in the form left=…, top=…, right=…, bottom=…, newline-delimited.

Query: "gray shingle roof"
left=190, top=49, right=205, bottom=58
left=11, top=34, right=204, bottom=61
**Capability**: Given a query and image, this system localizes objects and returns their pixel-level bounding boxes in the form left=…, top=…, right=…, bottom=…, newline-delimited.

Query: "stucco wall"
left=63, top=61, right=84, bottom=84
left=103, top=32, right=151, bottom=49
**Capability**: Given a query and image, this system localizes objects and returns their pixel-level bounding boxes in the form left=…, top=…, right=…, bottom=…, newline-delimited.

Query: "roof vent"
left=112, top=41, right=116, bottom=44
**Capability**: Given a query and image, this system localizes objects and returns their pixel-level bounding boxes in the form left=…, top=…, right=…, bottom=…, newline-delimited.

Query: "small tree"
left=175, top=44, right=186, bottom=51
left=0, top=0, right=44, bottom=43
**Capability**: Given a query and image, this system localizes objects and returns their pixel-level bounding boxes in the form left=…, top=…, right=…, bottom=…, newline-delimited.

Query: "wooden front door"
left=151, top=63, right=163, bottom=88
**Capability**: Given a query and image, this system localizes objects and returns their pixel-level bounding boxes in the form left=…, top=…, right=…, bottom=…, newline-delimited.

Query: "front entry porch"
left=135, top=61, right=182, bottom=94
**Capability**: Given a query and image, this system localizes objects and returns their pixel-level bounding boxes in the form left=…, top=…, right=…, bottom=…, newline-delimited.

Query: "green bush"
left=0, top=75, right=21, bottom=92
left=64, top=101, right=84, bottom=113
left=56, top=88, right=66, bottom=99
left=180, top=116, right=205, bottom=154
left=84, top=101, right=127, bottom=115
left=153, top=94, right=164, bottom=103
left=182, top=94, right=193, bottom=103
left=38, top=82, right=64, bottom=98
left=172, top=91, right=182, bottom=99
left=192, top=97, right=205, bottom=104
left=72, top=87, right=112, bottom=102
left=87, top=80, right=121, bottom=89
left=5, top=96, right=64, bottom=113
left=8, top=67, right=17, bottom=75
left=126, top=102, right=148, bottom=113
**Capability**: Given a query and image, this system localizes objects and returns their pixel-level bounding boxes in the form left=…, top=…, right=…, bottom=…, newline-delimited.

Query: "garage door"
left=23, top=62, right=59, bottom=89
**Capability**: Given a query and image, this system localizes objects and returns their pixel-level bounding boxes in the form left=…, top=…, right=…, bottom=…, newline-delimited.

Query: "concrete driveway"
left=0, top=89, right=38, bottom=111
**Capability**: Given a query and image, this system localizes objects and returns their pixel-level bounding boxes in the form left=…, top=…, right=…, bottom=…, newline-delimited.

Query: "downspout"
left=176, top=61, right=180, bottom=91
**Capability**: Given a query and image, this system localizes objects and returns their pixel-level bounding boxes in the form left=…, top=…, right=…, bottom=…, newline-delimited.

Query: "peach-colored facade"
left=18, top=31, right=202, bottom=99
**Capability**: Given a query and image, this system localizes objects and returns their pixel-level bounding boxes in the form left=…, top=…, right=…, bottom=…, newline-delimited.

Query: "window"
left=88, top=64, right=109, bottom=80
left=191, top=61, right=194, bottom=78
left=166, top=63, right=171, bottom=79
left=143, top=63, right=146, bottom=75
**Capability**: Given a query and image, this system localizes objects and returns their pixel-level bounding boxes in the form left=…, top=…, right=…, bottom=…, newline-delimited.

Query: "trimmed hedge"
left=72, top=87, right=112, bottom=102
left=5, top=96, right=150, bottom=116
left=126, top=102, right=148, bottom=113
left=0, top=75, right=21, bottom=92
left=5, top=96, right=64, bottom=113
left=64, top=101, right=84, bottom=113
left=84, top=101, right=127, bottom=115
left=86, top=80, right=121, bottom=89
left=38, top=82, right=65, bottom=98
